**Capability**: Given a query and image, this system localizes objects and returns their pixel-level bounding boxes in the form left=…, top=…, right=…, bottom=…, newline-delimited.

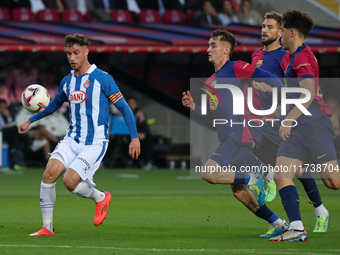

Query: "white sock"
left=314, top=204, right=328, bottom=217
left=72, top=181, right=105, bottom=202
left=289, top=220, right=304, bottom=231
left=271, top=218, right=284, bottom=227
left=40, top=182, right=56, bottom=233
left=265, top=168, right=274, bottom=182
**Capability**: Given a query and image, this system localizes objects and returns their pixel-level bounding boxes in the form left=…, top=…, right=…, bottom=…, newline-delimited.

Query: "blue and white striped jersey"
left=54, top=64, right=119, bottom=145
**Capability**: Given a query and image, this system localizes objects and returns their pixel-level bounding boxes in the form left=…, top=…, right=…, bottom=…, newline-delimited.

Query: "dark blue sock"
left=254, top=205, right=279, bottom=223
left=247, top=153, right=268, bottom=177
left=279, top=185, right=301, bottom=223
left=232, top=172, right=250, bottom=185
left=297, top=171, right=322, bottom=208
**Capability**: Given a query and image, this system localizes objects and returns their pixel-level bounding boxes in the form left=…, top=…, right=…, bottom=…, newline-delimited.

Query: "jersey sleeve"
left=250, top=51, right=256, bottom=64
left=100, top=73, right=124, bottom=105
left=293, top=53, right=315, bottom=81
left=101, top=73, right=120, bottom=97
left=233, top=60, right=256, bottom=80
left=53, top=79, right=68, bottom=106
left=250, top=50, right=261, bottom=66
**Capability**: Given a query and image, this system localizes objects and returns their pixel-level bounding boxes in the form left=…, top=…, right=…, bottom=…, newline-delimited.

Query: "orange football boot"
left=29, top=227, right=54, bottom=236
left=94, top=191, right=112, bottom=226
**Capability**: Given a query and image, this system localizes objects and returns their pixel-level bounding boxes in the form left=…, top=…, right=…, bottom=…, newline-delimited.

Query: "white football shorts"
left=50, top=136, right=108, bottom=186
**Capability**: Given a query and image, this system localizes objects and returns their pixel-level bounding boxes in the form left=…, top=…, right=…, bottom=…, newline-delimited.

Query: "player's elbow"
left=309, top=90, right=315, bottom=102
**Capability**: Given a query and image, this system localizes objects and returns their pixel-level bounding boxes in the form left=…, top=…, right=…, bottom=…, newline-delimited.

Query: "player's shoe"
left=313, top=210, right=330, bottom=232
left=94, top=191, right=112, bottom=226
left=269, top=229, right=308, bottom=242
left=248, top=173, right=265, bottom=206
left=260, top=220, right=288, bottom=237
left=265, top=180, right=276, bottom=203
left=29, top=227, right=54, bottom=236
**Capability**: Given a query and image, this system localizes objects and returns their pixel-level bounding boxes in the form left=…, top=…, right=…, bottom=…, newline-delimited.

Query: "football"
left=21, top=84, right=50, bottom=113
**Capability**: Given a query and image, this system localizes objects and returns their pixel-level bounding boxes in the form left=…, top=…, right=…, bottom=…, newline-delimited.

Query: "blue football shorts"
left=277, top=115, right=337, bottom=164
left=250, top=125, right=282, bottom=149
left=210, top=138, right=252, bottom=169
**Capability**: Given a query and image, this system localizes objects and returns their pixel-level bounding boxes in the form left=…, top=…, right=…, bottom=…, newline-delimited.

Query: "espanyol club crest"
left=83, top=79, right=90, bottom=89
left=256, top=60, right=263, bottom=68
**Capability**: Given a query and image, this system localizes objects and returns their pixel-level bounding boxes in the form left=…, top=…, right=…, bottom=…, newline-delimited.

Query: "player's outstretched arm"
left=182, top=91, right=195, bottom=110
left=129, top=138, right=141, bottom=159
left=17, top=119, right=31, bottom=134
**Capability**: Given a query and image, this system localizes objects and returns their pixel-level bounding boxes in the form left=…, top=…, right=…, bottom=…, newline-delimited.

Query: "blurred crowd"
left=193, top=0, right=261, bottom=26
left=0, top=0, right=263, bottom=26
left=0, top=54, right=68, bottom=169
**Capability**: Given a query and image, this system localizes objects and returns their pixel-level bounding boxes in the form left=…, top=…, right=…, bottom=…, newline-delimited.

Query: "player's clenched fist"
left=182, top=91, right=195, bottom=110
left=17, top=119, right=31, bottom=134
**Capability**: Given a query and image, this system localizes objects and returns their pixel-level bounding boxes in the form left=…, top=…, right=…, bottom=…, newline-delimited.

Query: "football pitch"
left=1, top=168, right=340, bottom=255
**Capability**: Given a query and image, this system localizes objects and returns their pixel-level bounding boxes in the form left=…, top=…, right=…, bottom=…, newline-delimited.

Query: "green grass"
left=0, top=168, right=340, bottom=255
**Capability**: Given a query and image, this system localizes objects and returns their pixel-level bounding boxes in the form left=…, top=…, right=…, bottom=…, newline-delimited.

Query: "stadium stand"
left=163, top=10, right=186, bottom=23
left=37, top=8, right=59, bottom=21
left=109, top=10, right=133, bottom=23
left=0, top=8, right=10, bottom=20
left=1, top=2, right=340, bottom=168
left=12, top=8, right=35, bottom=21
left=139, top=9, right=162, bottom=23
left=61, top=9, right=83, bottom=22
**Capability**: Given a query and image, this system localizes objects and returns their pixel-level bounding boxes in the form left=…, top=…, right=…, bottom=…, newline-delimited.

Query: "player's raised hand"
left=17, top=119, right=31, bottom=134
left=182, top=91, right=195, bottom=110
left=129, top=137, right=141, bottom=159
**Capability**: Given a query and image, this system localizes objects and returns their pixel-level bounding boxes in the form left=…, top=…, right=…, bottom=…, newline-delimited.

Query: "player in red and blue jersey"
left=249, top=11, right=330, bottom=236
left=268, top=10, right=340, bottom=242
left=182, top=29, right=288, bottom=236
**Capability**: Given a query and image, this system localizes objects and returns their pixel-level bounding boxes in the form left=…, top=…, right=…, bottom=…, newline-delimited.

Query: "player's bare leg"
left=273, top=156, right=297, bottom=190
left=318, top=160, right=340, bottom=190
left=231, top=184, right=259, bottom=212
left=200, top=159, right=236, bottom=184
left=64, top=168, right=112, bottom=226
left=201, top=159, right=265, bottom=206
left=231, top=184, right=288, bottom=237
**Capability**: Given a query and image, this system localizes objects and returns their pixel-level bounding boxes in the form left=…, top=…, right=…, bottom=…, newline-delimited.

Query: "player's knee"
left=273, top=173, right=286, bottom=186
left=63, top=176, right=78, bottom=191
left=201, top=172, right=217, bottom=184
left=324, top=179, right=340, bottom=190
left=42, top=170, right=57, bottom=184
